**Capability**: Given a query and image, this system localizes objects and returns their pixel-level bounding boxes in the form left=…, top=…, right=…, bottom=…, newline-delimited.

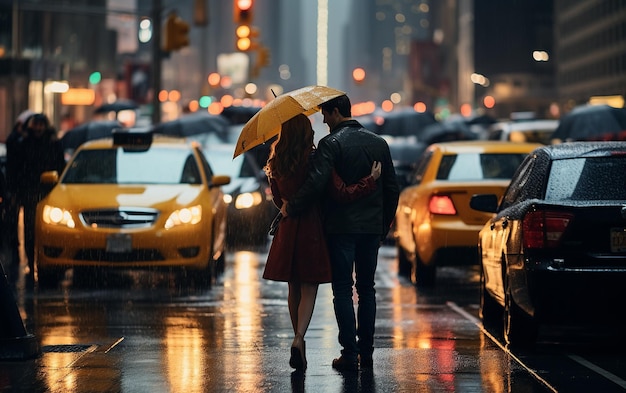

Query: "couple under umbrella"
left=236, top=86, right=397, bottom=372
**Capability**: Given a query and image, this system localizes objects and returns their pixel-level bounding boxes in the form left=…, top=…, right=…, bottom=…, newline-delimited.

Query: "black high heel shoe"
left=289, top=334, right=307, bottom=370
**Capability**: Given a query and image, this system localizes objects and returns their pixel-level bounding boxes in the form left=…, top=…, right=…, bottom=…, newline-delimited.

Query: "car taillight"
left=429, top=195, right=457, bottom=215
left=522, top=210, right=573, bottom=248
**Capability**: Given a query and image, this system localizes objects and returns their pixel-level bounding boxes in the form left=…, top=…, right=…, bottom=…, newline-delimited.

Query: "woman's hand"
left=370, top=161, right=382, bottom=180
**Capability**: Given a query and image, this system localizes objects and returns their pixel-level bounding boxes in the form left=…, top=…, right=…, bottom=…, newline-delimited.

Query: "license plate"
left=106, top=234, right=132, bottom=253
left=610, top=228, right=626, bottom=253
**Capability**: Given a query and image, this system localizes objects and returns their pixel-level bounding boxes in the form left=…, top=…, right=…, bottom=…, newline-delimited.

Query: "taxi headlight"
left=42, top=205, right=76, bottom=228
left=165, top=205, right=202, bottom=229
left=234, top=191, right=263, bottom=209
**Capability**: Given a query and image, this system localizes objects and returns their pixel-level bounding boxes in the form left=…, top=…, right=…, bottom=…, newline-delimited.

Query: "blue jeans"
left=327, top=233, right=380, bottom=360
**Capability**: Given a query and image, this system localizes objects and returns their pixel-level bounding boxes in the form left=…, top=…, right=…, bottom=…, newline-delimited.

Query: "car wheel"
left=479, top=265, right=503, bottom=335
left=396, top=242, right=412, bottom=278
left=414, top=253, right=436, bottom=287
left=36, top=267, right=65, bottom=289
left=504, top=289, right=538, bottom=349
left=180, top=266, right=211, bottom=289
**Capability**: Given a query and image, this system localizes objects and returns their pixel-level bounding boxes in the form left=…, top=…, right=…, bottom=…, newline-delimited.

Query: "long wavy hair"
left=264, top=113, right=314, bottom=179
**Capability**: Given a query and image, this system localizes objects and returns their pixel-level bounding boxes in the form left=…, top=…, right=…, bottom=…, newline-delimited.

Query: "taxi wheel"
left=37, top=267, right=65, bottom=289
left=414, top=254, right=436, bottom=287
left=396, top=243, right=412, bottom=278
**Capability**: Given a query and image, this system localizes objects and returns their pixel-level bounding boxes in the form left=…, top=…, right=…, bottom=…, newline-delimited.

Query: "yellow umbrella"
left=233, top=85, right=345, bottom=158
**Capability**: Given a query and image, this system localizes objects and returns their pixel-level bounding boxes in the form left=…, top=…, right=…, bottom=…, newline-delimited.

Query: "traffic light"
left=164, top=12, right=190, bottom=52
left=234, top=0, right=254, bottom=24
left=234, top=0, right=255, bottom=51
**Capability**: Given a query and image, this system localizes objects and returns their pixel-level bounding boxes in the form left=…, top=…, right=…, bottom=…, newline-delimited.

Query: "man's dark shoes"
left=332, top=355, right=358, bottom=372
left=358, top=354, right=373, bottom=369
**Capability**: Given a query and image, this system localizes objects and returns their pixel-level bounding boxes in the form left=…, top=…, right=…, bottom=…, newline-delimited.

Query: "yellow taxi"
left=394, top=140, right=541, bottom=287
left=35, top=130, right=231, bottom=288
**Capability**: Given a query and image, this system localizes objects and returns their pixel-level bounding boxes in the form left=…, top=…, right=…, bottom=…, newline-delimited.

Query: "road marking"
left=569, top=355, right=626, bottom=389
left=446, top=301, right=558, bottom=393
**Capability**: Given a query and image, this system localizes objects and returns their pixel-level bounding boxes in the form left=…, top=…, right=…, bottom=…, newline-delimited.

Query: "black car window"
left=411, top=150, right=433, bottom=185
left=546, top=157, right=626, bottom=201
left=499, top=154, right=536, bottom=210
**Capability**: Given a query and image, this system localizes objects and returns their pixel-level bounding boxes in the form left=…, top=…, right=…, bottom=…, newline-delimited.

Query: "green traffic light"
left=89, top=72, right=102, bottom=85
left=199, top=96, right=212, bottom=108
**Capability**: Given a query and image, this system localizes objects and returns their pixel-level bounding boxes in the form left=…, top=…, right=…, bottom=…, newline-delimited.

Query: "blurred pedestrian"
left=282, top=95, right=400, bottom=372
left=263, top=114, right=380, bottom=371
left=13, top=113, right=65, bottom=284
left=4, top=110, right=34, bottom=279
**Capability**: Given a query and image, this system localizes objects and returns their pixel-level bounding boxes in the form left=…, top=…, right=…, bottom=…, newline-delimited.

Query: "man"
left=282, top=94, right=400, bottom=372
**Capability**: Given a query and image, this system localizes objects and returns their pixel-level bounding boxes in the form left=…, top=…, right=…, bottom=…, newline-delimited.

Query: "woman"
left=262, top=114, right=380, bottom=371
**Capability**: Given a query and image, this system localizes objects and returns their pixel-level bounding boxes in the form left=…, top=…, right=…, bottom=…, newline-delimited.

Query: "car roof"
left=428, top=140, right=543, bottom=154
left=492, top=119, right=559, bottom=132
left=77, top=133, right=196, bottom=151
left=536, top=141, right=626, bottom=160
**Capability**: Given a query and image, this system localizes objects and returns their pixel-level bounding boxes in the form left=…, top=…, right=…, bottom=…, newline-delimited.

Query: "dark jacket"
left=286, top=119, right=400, bottom=236
left=14, top=128, right=66, bottom=202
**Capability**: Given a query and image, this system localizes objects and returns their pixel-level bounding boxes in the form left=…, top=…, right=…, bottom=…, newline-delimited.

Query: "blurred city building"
left=0, top=0, right=625, bottom=141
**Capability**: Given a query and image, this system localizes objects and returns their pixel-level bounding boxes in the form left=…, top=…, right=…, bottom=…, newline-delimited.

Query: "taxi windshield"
left=62, top=147, right=202, bottom=185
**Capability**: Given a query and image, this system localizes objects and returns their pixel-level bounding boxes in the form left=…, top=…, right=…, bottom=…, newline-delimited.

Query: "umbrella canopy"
left=419, top=120, right=478, bottom=145
left=61, top=120, right=123, bottom=150
left=552, top=104, right=626, bottom=141
left=94, top=99, right=138, bottom=114
left=373, top=108, right=438, bottom=137
left=152, top=112, right=230, bottom=139
left=220, top=105, right=261, bottom=125
left=233, top=85, right=346, bottom=158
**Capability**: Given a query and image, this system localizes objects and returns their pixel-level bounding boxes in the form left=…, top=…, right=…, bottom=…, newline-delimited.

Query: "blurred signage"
left=62, top=88, right=95, bottom=105
left=217, top=52, right=249, bottom=85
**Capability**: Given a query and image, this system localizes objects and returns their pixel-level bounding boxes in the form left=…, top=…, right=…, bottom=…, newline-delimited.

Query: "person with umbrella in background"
left=4, top=110, right=34, bottom=281
left=263, top=114, right=381, bottom=371
left=282, top=95, right=400, bottom=372
left=12, top=114, right=65, bottom=286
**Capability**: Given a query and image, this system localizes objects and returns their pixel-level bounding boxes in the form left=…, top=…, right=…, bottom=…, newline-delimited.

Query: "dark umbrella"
left=61, top=120, right=123, bottom=150
left=419, top=120, right=478, bottom=145
left=220, top=105, right=261, bottom=125
left=374, top=108, right=438, bottom=137
left=552, top=104, right=626, bottom=141
left=94, top=99, right=138, bottom=114
left=152, top=112, right=230, bottom=140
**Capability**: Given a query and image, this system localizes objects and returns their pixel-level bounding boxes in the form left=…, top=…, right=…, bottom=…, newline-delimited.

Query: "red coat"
left=263, top=157, right=376, bottom=283
left=263, top=163, right=331, bottom=283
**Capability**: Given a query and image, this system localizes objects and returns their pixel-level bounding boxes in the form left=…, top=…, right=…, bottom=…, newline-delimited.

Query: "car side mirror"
left=210, top=175, right=231, bottom=188
left=40, top=171, right=59, bottom=185
left=470, top=194, right=498, bottom=213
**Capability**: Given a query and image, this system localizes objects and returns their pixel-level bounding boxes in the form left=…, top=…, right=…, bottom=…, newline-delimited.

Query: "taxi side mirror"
left=40, top=171, right=59, bottom=185
left=210, top=175, right=231, bottom=188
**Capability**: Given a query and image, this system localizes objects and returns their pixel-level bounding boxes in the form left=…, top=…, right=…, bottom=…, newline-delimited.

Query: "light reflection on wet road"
left=2, top=245, right=623, bottom=392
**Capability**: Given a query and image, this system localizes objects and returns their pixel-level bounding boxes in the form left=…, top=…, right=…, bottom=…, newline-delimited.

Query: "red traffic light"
left=234, top=0, right=254, bottom=24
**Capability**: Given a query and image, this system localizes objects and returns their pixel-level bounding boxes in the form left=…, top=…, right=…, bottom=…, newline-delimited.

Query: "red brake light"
left=522, top=210, right=573, bottom=248
left=429, top=195, right=457, bottom=215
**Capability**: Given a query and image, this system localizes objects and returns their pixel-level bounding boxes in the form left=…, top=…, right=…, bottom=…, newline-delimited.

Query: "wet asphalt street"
left=1, top=243, right=626, bottom=392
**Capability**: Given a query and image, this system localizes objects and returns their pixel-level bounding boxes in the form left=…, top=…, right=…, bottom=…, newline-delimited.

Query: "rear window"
left=436, top=153, right=527, bottom=181
left=546, top=157, right=626, bottom=200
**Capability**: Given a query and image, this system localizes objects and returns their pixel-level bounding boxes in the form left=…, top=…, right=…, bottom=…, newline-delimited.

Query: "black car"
left=470, top=141, right=626, bottom=348
left=203, top=143, right=277, bottom=248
